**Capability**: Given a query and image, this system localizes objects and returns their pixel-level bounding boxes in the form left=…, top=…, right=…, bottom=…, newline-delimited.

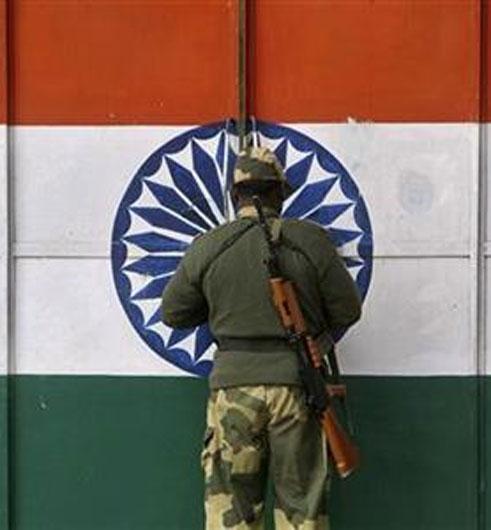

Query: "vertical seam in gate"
left=237, top=0, right=247, bottom=151
left=6, top=0, right=16, bottom=526
left=0, top=0, right=12, bottom=528
left=477, top=2, right=488, bottom=529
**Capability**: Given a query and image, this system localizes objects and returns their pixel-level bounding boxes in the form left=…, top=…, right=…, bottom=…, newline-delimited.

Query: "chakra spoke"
left=192, top=140, right=225, bottom=215
left=168, top=327, right=195, bottom=348
left=131, top=275, right=173, bottom=301
left=285, top=152, right=314, bottom=190
left=274, top=140, right=287, bottom=168
left=327, top=228, right=363, bottom=247
left=284, top=178, right=337, bottom=218
left=195, top=325, right=214, bottom=360
left=166, top=157, right=219, bottom=226
left=131, top=206, right=201, bottom=237
left=306, top=203, right=353, bottom=226
left=145, top=180, right=213, bottom=231
left=124, top=255, right=180, bottom=277
left=123, top=232, right=188, bottom=253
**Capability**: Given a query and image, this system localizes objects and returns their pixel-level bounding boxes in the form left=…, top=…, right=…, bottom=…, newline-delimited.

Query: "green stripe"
left=3, top=375, right=485, bottom=530
left=0, top=376, right=8, bottom=530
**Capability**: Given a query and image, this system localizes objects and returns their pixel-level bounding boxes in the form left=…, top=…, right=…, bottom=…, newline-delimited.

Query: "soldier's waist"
left=217, top=337, right=291, bottom=352
left=209, top=349, right=301, bottom=389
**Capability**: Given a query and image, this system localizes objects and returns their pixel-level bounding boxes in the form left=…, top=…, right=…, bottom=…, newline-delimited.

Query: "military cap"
left=232, top=146, right=293, bottom=198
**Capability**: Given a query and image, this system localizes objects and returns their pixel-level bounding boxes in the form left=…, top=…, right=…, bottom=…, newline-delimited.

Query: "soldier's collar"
left=237, top=205, right=280, bottom=219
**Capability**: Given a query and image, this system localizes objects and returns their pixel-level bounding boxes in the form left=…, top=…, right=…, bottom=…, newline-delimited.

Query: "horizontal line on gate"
left=13, top=241, right=478, bottom=259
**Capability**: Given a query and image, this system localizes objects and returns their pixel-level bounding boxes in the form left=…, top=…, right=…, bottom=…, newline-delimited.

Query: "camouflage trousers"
left=201, top=385, right=330, bottom=530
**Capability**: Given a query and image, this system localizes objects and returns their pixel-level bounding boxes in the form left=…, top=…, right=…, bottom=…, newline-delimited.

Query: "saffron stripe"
left=2, top=1, right=489, bottom=124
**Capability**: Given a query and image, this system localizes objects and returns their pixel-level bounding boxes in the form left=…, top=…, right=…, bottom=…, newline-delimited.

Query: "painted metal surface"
left=8, top=375, right=478, bottom=530
left=0, top=1, right=490, bottom=530
left=0, top=124, right=9, bottom=530
left=0, top=0, right=10, bottom=527
left=0, top=4, right=8, bottom=372
left=14, top=258, right=182, bottom=376
left=249, top=1, right=481, bottom=123
left=14, top=255, right=473, bottom=377
left=7, top=1, right=238, bottom=124
left=0, top=128, right=8, bottom=370
left=13, top=124, right=477, bottom=258
left=10, top=123, right=478, bottom=377
left=5, top=1, right=485, bottom=124
left=294, top=124, right=476, bottom=257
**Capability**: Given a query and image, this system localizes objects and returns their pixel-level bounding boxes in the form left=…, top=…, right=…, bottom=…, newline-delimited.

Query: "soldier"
left=162, top=146, right=361, bottom=530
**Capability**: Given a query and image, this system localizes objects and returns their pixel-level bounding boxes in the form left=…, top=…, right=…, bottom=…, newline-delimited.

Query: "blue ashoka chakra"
left=111, top=121, right=373, bottom=377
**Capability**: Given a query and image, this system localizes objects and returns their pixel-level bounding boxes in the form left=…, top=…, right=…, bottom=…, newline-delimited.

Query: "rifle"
left=252, top=196, right=360, bottom=478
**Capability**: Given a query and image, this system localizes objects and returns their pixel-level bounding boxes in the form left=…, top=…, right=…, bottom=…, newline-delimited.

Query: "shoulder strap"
left=199, top=220, right=256, bottom=282
left=270, top=218, right=282, bottom=244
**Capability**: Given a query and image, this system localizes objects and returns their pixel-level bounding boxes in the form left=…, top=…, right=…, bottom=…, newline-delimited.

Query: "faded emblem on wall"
left=111, top=122, right=373, bottom=376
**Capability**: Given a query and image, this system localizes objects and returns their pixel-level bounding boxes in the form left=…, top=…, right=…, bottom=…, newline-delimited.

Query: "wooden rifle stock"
left=251, top=195, right=360, bottom=478
left=269, top=276, right=360, bottom=478
left=323, top=407, right=360, bottom=478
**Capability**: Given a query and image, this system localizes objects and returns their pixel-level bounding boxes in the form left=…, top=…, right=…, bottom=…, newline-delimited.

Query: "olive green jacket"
left=161, top=207, right=362, bottom=388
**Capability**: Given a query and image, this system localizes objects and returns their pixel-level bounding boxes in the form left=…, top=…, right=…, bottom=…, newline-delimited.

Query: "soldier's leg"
left=201, top=386, right=269, bottom=530
left=266, top=386, right=330, bottom=530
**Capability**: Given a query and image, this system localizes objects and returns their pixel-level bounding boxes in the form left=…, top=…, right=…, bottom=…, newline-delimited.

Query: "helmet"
left=232, top=146, right=293, bottom=198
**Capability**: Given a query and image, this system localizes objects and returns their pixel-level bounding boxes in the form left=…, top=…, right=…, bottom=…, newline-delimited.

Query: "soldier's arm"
left=319, top=248, right=362, bottom=329
left=287, top=220, right=362, bottom=330
left=161, top=255, right=208, bottom=329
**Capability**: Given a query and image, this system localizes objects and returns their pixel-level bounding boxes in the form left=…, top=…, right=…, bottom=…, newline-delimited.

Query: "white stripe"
left=291, top=122, right=477, bottom=257
left=340, top=257, right=473, bottom=376
left=8, top=124, right=489, bottom=376
left=0, top=125, right=7, bottom=376
left=14, top=258, right=187, bottom=377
